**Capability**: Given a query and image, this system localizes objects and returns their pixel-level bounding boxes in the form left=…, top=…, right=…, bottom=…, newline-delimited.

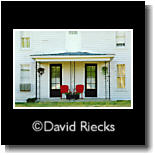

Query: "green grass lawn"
left=15, top=100, right=131, bottom=107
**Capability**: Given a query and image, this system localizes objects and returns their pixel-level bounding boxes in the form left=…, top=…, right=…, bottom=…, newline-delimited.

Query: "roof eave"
left=31, top=54, right=115, bottom=59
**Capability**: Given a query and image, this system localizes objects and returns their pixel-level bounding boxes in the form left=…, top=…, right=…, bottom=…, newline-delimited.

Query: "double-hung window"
left=20, top=64, right=31, bottom=91
left=21, top=32, right=30, bottom=49
left=21, top=37, right=30, bottom=48
left=116, top=32, right=126, bottom=47
left=117, top=64, right=125, bottom=88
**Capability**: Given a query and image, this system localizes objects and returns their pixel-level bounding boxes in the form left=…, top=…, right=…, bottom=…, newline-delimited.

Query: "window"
left=50, top=64, right=62, bottom=97
left=21, top=37, right=30, bottom=48
left=51, top=65, right=61, bottom=89
left=69, top=31, right=78, bottom=35
left=85, top=64, right=97, bottom=97
left=86, top=65, right=97, bottom=90
left=117, top=64, right=125, bottom=88
left=21, top=32, right=30, bottom=49
left=116, top=32, right=125, bottom=47
left=20, top=64, right=31, bottom=91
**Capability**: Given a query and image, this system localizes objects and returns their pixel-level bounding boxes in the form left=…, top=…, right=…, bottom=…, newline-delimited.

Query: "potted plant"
left=72, top=91, right=80, bottom=100
left=65, top=91, right=72, bottom=99
left=74, top=92, right=80, bottom=100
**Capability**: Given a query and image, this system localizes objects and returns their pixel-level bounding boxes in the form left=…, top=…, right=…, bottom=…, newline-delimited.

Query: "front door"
left=50, top=64, right=62, bottom=97
left=85, top=64, right=97, bottom=97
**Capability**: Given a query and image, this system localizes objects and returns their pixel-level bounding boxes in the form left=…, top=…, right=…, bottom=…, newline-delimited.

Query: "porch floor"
left=38, top=98, right=110, bottom=103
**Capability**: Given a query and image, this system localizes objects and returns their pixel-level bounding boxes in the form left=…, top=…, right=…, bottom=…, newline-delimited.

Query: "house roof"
left=31, top=52, right=115, bottom=56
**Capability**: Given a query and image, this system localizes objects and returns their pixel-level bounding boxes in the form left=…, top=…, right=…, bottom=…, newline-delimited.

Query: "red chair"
left=60, top=85, right=69, bottom=99
left=76, top=84, right=84, bottom=99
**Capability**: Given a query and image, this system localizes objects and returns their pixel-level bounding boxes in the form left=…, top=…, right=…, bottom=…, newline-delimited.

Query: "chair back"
left=76, top=85, right=84, bottom=93
left=60, top=85, right=69, bottom=93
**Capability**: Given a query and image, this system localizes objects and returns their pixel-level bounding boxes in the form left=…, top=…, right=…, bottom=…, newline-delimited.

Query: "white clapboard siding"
left=15, top=30, right=131, bottom=102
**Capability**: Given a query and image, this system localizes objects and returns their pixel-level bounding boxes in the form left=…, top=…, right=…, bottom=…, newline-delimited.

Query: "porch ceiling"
left=31, top=52, right=115, bottom=62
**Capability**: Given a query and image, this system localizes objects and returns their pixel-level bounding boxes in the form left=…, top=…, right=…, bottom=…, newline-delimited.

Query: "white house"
left=14, top=30, right=132, bottom=102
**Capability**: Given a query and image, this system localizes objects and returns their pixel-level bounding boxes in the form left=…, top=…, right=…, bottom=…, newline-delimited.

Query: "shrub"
left=27, top=98, right=37, bottom=103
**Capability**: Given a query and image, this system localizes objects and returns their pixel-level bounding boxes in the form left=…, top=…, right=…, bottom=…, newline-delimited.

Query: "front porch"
left=31, top=52, right=115, bottom=101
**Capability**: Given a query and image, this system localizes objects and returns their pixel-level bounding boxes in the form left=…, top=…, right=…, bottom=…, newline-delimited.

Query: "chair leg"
left=81, top=93, right=83, bottom=99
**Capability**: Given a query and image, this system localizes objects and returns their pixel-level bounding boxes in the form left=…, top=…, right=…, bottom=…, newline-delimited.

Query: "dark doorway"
left=50, top=64, right=62, bottom=97
left=85, top=64, right=97, bottom=97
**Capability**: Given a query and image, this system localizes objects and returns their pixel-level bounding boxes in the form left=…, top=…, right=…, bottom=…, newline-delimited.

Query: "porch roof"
left=31, top=52, right=115, bottom=62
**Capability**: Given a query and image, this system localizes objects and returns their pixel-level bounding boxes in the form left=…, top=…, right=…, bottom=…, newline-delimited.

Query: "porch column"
left=36, top=61, right=37, bottom=99
left=105, top=61, right=107, bottom=99
left=70, top=61, right=71, bottom=91
left=74, top=61, right=75, bottom=91
left=39, top=62, right=40, bottom=100
left=109, top=61, right=111, bottom=100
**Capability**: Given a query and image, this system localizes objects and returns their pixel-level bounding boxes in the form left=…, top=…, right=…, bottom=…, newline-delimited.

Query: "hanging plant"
left=102, top=66, right=108, bottom=75
left=38, top=67, right=45, bottom=75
